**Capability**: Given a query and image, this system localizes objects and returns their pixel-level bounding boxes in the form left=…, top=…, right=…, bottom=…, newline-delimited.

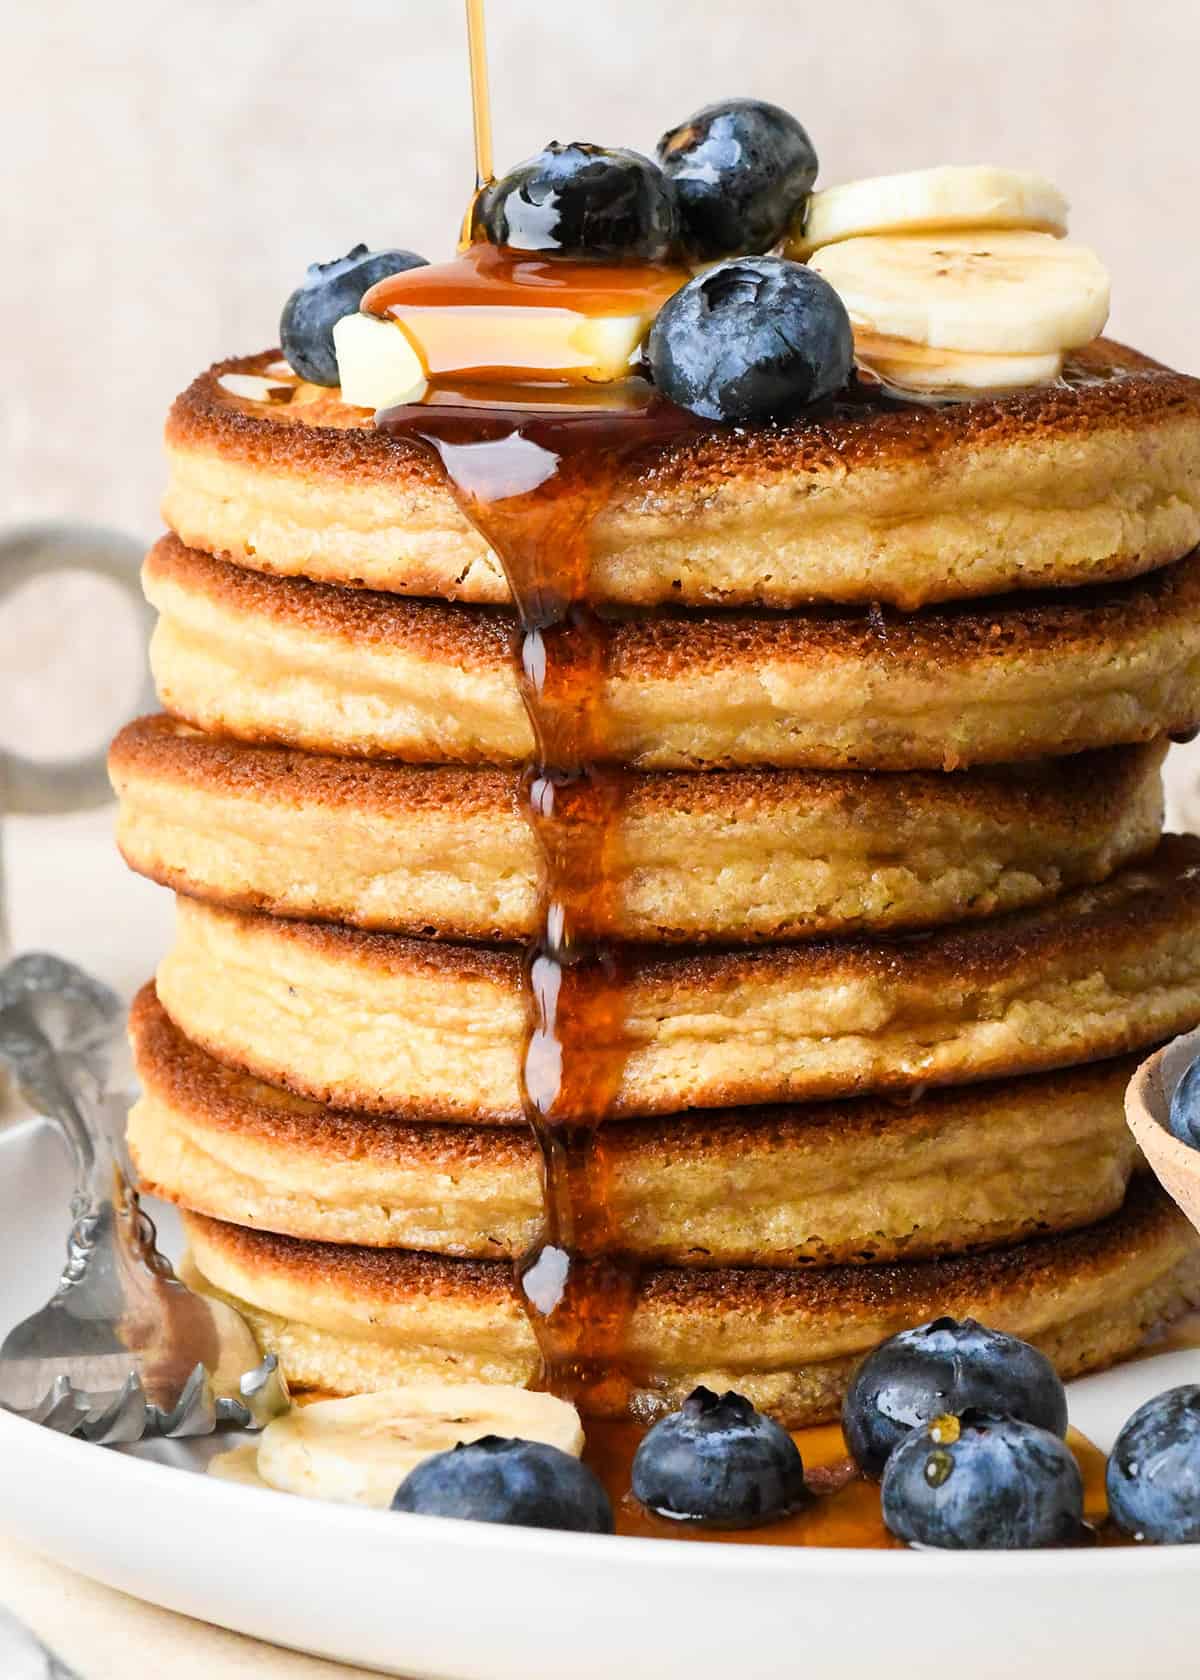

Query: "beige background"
left=5, top=0, right=1200, bottom=539
left=3, top=0, right=1200, bottom=781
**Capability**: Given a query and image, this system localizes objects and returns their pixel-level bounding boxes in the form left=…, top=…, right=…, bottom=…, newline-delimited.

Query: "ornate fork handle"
left=0, top=953, right=289, bottom=1439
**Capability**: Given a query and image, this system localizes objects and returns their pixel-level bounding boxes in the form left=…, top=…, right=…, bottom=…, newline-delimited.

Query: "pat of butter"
left=386, top=303, right=652, bottom=386
left=333, top=312, right=427, bottom=409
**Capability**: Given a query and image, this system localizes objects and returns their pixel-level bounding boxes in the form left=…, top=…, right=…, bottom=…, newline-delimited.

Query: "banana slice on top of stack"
left=786, top=166, right=1110, bottom=399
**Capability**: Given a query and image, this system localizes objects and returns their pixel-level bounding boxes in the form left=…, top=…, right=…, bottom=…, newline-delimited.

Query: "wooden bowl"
left=1127, top=1026, right=1200, bottom=1231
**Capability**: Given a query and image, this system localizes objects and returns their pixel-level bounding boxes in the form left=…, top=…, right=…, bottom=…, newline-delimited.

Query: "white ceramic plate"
left=3, top=1117, right=1200, bottom=1679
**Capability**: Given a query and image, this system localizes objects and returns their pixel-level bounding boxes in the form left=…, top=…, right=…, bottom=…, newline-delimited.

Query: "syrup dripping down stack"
left=112, top=333, right=1200, bottom=1424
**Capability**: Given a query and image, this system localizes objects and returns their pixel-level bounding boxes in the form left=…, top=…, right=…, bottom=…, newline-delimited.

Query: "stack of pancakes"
left=112, top=339, right=1200, bottom=1424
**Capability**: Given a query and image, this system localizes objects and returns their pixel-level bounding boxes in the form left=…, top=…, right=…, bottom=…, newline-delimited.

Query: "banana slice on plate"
left=811, top=231, right=1109, bottom=356
left=788, top=165, right=1068, bottom=257
left=853, top=330, right=1064, bottom=398
left=257, top=1384, right=585, bottom=1508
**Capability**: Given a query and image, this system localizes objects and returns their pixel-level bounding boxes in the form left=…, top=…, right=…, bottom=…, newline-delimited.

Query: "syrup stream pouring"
left=460, top=0, right=494, bottom=247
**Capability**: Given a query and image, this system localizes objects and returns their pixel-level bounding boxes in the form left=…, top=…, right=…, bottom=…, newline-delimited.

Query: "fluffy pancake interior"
left=128, top=985, right=1143, bottom=1265
left=154, top=837, right=1200, bottom=1122
left=144, top=535, right=1200, bottom=771
left=110, top=716, right=1167, bottom=943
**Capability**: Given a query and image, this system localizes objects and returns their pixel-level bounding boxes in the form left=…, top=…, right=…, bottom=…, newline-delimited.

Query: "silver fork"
left=0, top=952, right=289, bottom=1443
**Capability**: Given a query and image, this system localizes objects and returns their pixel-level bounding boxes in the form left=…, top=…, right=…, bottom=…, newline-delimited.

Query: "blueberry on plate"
left=631, top=1387, right=807, bottom=1527
left=391, top=1435, right=613, bottom=1533
left=881, top=1410, right=1084, bottom=1550
left=1107, top=1384, right=1200, bottom=1543
left=657, top=97, right=818, bottom=259
left=479, top=142, right=679, bottom=262
left=842, top=1317, right=1069, bottom=1479
left=647, top=256, right=851, bottom=423
left=280, top=244, right=428, bottom=385
left=1168, top=1055, right=1200, bottom=1149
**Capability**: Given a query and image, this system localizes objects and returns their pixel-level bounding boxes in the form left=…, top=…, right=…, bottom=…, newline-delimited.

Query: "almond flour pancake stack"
left=112, top=339, right=1200, bottom=1424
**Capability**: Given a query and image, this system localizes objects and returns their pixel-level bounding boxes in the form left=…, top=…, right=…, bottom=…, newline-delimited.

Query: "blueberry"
left=631, top=1387, right=806, bottom=1527
left=881, top=1410, right=1084, bottom=1549
left=390, top=1435, right=612, bottom=1533
left=479, top=143, right=679, bottom=262
left=1107, top=1385, right=1200, bottom=1543
left=647, top=257, right=851, bottom=423
left=1168, top=1056, right=1200, bottom=1149
left=657, top=98, right=818, bottom=259
left=842, top=1317, right=1069, bottom=1479
left=280, top=244, right=428, bottom=385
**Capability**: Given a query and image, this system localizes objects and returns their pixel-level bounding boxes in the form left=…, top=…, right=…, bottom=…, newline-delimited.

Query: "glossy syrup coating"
left=376, top=380, right=709, bottom=1413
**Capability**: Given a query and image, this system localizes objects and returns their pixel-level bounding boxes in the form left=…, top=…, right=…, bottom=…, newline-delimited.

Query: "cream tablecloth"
left=0, top=1537, right=381, bottom=1677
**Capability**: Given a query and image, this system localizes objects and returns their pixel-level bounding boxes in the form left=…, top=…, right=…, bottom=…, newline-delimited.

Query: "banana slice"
left=257, top=1384, right=585, bottom=1508
left=333, top=312, right=427, bottom=409
left=811, top=231, right=1109, bottom=356
left=854, top=330, right=1063, bottom=398
left=787, top=165, right=1068, bottom=258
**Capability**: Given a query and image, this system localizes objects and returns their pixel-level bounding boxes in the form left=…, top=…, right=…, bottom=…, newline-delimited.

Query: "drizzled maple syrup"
left=377, top=383, right=708, bottom=1410
left=362, top=244, right=688, bottom=384
left=369, top=0, right=717, bottom=1417
left=363, top=8, right=682, bottom=1416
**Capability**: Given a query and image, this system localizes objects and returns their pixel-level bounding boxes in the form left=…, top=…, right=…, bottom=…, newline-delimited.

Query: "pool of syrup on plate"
left=592, top=1309, right=1200, bottom=1545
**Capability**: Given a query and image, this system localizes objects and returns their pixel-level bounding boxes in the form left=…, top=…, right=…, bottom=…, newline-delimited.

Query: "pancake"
left=180, top=1179, right=1200, bottom=1424
left=129, top=986, right=1143, bottom=1265
left=109, top=717, right=1167, bottom=944
left=155, top=836, right=1200, bottom=1122
left=145, top=536, right=1200, bottom=773
left=161, top=342, right=1200, bottom=611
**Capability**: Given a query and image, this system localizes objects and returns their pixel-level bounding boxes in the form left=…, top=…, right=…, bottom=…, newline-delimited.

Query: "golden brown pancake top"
left=167, top=340, right=1200, bottom=497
